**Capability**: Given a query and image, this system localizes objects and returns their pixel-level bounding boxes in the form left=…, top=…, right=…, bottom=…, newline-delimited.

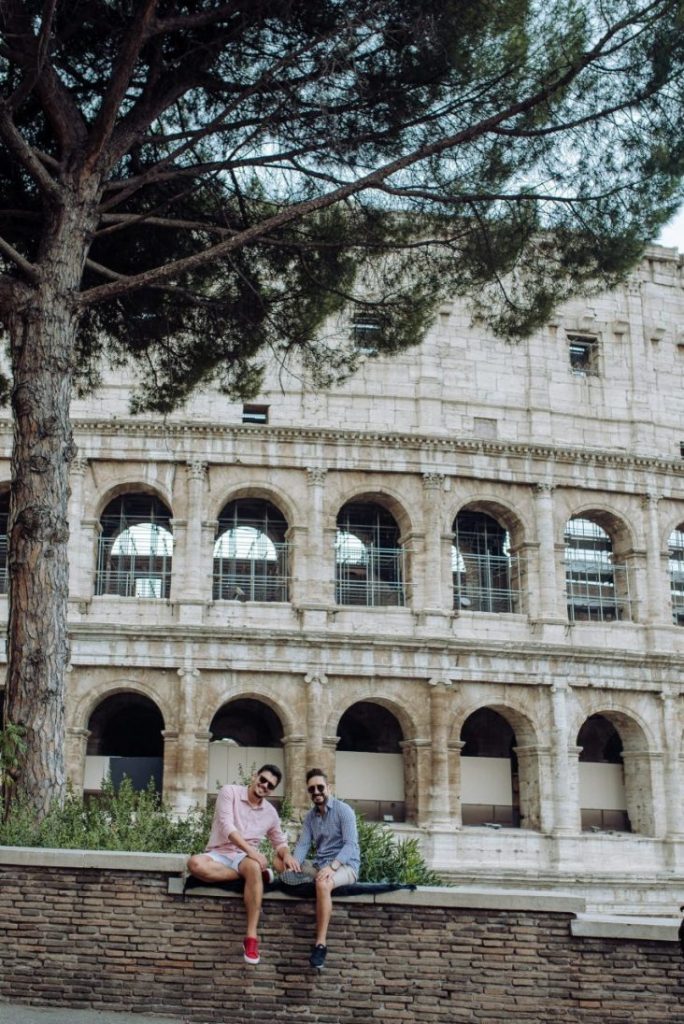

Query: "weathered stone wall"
left=0, top=853, right=682, bottom=1024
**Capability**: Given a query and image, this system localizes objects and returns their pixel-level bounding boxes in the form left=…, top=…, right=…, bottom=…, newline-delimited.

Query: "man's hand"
left=246, top=847, right=269, bottom=870
left=315, top=864, right=337, bottom=882
left=281, top=852, right=301, bottom=872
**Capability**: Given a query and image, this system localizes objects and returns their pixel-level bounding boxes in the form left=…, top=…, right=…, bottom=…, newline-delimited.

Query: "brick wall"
left=0, top=853, right=682, bottom=1023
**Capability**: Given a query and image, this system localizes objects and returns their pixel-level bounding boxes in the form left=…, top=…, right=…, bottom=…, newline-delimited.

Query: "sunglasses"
left=257, top=775, right=277, bottom=791
left=307, top=783, right=326, bottom=795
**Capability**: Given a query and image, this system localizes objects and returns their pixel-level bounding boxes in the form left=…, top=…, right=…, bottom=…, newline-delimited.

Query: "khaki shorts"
left=299, top=858, right=357, bottom=888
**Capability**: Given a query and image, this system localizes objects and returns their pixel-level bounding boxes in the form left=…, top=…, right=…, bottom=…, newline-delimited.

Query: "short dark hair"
left=306, top=768, right=327, bottom=783
left=258, top=763, right=282, bottom=786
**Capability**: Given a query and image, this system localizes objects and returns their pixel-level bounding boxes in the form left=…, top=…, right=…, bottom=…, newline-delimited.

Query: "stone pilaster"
left=428, top=678, right=451, bottom=824
left=67, top=458, right=91, bottom=604
left=66, top=726, right=89, bottom=791
left=660, top=690, right=684, bottom=839
left=533, top=483, right=563, bottom=621
left=282, top=733, right=307, bottom=812
left=641, top=494, right=671, bottom=624
left=420, top=473, right=449, bottom=615
left=447, top=739, right=464, bottom=828
left=550, top=681, right=580, bottom=834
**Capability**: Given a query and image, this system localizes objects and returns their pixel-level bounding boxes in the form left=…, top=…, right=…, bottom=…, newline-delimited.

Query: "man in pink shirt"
left=187, top=764, right=297, bottom=964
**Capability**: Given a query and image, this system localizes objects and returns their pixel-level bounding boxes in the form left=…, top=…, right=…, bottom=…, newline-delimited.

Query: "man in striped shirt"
left=290, top=768, right=361, bottom=969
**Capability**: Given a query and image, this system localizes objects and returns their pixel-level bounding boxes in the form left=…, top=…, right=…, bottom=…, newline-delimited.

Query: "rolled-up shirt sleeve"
left=334, top=802, right=359, bottom=867
left=214, top=785, right=238, bottom=840
left=267, top=818, right=289, bottom=851
left=293, top=814, right=313, bottom=864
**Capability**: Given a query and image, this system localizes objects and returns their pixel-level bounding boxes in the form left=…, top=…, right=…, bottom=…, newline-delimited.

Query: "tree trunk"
left=3, top=199, right=90, bottom=817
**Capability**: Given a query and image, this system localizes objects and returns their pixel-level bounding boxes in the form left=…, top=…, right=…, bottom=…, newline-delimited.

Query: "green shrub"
left=0, top=776, right=212, bottom=854
left=0, top=779, right=443, bottom=885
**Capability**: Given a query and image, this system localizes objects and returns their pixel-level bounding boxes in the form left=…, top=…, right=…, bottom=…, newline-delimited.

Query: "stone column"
left=282, top=733, right=307, bottom=813
left=513, top=744, right=552, bottom=832
left=428, top=678, right=451, bottom=824
left=622, top=749, right=662, bottom=837
left=293, top=468, right=330, bottom=616
left=165, top=666, right=210, bottom=813
left=401, top=738, right=432, bottom=827
left=66, top=726, right=89, bottom=791
left=661, top=690, right=684, bottom=839
left=642, top=494, right=670, bottom=625
left=67, top=458, right=91, bottom=605
left=447, top=739, right=464, bottom=828
left=550, top=681, right=580, bottom=834
left=173, top=462, right=209, bottom=620
left=420, top=474, right=448, bottom=616
left=533, top=483, right=563, bottom=621
left=305, top=672, right=327, bottom=770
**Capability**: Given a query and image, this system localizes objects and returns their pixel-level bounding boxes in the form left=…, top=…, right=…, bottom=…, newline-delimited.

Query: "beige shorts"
left=299, top=859, right=357, bottom=888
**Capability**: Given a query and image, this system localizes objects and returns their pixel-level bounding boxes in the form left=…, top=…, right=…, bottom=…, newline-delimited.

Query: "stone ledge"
left=571, top=912, right=682, bottom=942
left=0, top=846, right=186, bottom=872
left=173, top=878, right=585, bottom=914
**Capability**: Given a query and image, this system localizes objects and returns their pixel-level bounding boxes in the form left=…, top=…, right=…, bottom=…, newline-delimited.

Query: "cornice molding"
left=0, top=417, right=680, bottom=477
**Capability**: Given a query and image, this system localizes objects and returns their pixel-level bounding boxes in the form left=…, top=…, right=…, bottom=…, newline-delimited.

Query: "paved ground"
left=0, top=1004, right=189, bottom=1024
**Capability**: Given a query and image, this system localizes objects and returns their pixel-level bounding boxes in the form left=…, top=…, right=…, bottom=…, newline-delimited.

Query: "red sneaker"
left=243, top=936, right=260, bottom=965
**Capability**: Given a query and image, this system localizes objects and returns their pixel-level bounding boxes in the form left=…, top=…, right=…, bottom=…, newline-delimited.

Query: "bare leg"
left=314, top=875, right=335, bottom=946
left=237, top=857, right=264, bottom=938
left=187, top=854, right=264, bottom=938
left=187, top=853, right=239, bottom=884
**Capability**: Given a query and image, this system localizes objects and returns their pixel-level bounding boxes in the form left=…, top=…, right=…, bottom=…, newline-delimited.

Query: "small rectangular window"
left=351, top=312, right=381, bottom=355
left=242, top=404, right=269, bottom=424
left=568, top=334, right=599, bottom=376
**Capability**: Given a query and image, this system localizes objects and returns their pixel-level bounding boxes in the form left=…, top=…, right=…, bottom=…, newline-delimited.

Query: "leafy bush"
left=355, top=816, right=442, bottom=885
left=0, top=777, right=443, bottom=885
left=0, top=776, right=212, bottom=854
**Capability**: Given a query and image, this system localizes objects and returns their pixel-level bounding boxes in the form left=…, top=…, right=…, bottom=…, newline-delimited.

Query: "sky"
left=656, top=205, right=684, bottom=252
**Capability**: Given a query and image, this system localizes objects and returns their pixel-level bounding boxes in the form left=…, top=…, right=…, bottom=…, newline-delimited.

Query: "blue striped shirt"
left=293, top=797, right=360, bottom=876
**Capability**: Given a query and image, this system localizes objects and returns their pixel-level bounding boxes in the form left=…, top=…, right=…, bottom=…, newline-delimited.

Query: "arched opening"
left=564, top=516, right=632, bottom=621
left=577, top=714, right=630, bottom=832
left=85, top=692, right=164, bottom=794
left=334, top=701, right=405, bottom=821
left=335, top=502, right=405, bottom=606
left=452, top=509, right=520, bottom=613
left=96, top=493, right=173, bottom=598
left=0, top=490, right=9, bottom=595
left=213, top=498, right=289, bottom=602
left=460, top=708, right=520, bottom=827
left=668, top=525, right=684, bottom=625
left=208, top=698, right=285, bottom=802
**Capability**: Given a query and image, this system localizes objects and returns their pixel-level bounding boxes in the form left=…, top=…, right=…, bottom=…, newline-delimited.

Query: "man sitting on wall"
left=187, top=763, right=297, bottom=965
left=288, top=768, right=361, bottom=969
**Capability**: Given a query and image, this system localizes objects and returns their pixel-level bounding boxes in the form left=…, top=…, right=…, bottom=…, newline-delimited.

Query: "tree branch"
left=0, top=233, right=39, bottom=283
left=83, top=0, right=159, bottom=173
left=0, top=101, right=60, bottom=199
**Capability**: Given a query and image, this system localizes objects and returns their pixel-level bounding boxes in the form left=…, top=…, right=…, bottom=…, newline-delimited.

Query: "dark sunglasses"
left=307, top=783, right=326, bottom=794
left=258, top=775, right=277, bottom=791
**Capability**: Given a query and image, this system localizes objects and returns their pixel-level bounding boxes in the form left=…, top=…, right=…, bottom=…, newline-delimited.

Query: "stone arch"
left=573, top=704, right=656, bottom=836
left=212, top=495, right=290, bottom=602
left=71, top=677, right=176, bottom=736
left=447, top=495, right=528, bottom=552
left=565, top=504, right=635, bottom=557
left=564, top=506, right=636, bottom=622
left=208, top=481, right=298, bottom=530
left=84, top=689, right=166, bottom=795
left=334, top=495, right=411, bottom=608
left=455, top=701, right=542, bottom=831
left=332, top=697, right=408, bottom=822
left=205, top=693, right=291, bottom=799
left=91, top=479, right=174, bottom=522
left=94, top=490, right=174, bottom=599
left=665, top=518, right=684, bottom=626
left=330, top=485, right=414, bottom=540
left=450, top=501, right=527, bottom=614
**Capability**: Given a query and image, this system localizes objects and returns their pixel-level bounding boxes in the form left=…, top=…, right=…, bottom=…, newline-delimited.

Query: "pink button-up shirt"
left=206, top=784, right=288, bottom=857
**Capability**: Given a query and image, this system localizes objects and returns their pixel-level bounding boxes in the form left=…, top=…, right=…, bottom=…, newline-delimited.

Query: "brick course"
left=1, top=862, right=683, bottom=1023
